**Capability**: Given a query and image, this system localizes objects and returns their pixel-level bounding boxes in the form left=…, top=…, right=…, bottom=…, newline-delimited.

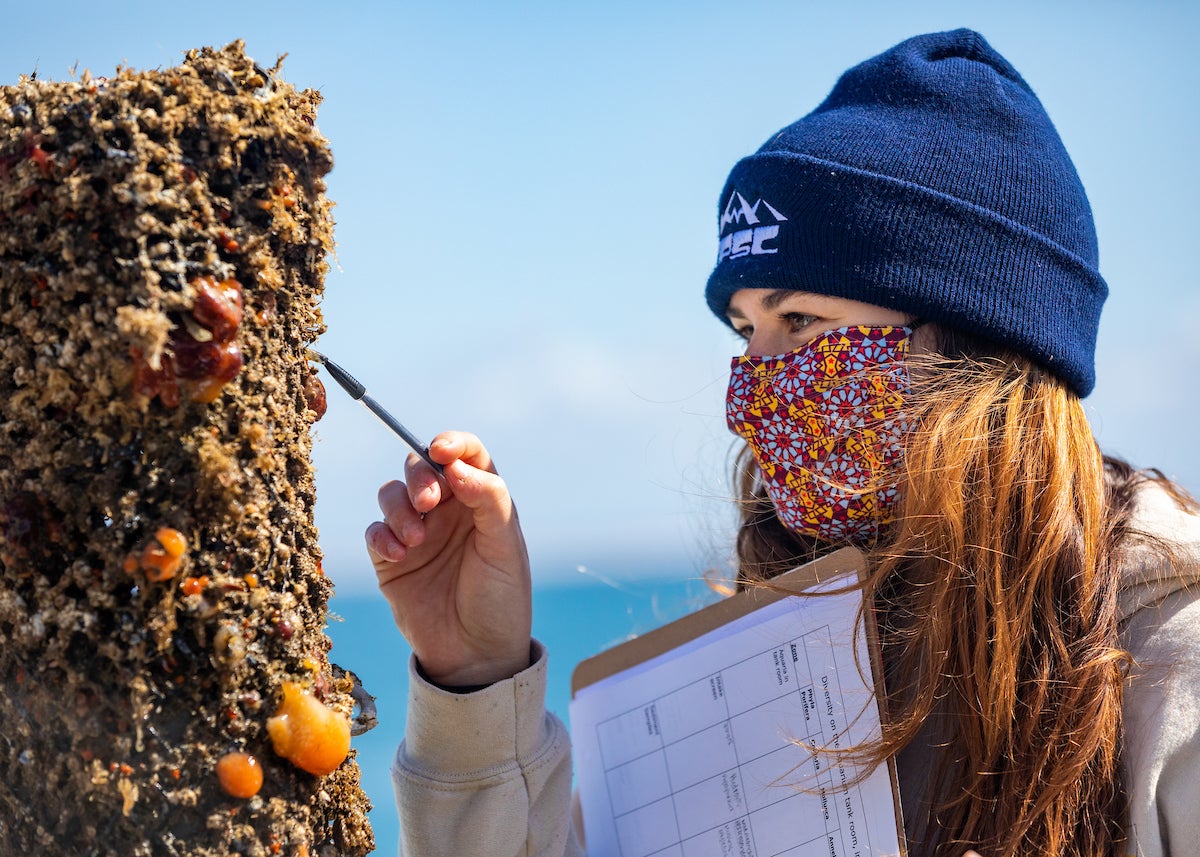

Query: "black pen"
left=309, top=350, right=444, bottom=476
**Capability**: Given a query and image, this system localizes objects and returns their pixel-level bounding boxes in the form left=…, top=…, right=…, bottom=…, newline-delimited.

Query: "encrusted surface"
left=0, top=42, right=373, bottom=855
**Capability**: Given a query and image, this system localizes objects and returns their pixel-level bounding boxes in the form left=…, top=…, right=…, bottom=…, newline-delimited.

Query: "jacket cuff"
left=402, top=640, right=550, bottom=775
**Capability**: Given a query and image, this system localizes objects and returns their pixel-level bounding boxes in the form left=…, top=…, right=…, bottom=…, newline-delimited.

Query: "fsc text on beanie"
left=705, top=28, right=1107, bottom=397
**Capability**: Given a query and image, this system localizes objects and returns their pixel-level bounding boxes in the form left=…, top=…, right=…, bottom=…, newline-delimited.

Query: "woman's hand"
left=365, top=431, right=532, bottom=688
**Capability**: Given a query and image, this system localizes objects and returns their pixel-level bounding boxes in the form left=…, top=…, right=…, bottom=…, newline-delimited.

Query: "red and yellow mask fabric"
left=726, top=325, right=912, bottom=542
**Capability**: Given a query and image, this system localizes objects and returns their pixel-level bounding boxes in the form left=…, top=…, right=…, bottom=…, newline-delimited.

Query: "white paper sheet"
left=569, top=588, right=901, bottom=857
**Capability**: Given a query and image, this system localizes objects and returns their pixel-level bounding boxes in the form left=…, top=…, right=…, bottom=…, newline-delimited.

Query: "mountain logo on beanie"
left=717, top=189, right=787, bottom=263
left=720, top=190, right=787, bottom=231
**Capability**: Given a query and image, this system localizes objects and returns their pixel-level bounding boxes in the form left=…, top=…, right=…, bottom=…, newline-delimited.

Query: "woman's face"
left=725, top=289, right=914, bottom=356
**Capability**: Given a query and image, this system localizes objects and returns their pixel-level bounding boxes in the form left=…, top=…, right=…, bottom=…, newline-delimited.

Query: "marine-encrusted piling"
left=0, top=42, right=373, bottom=855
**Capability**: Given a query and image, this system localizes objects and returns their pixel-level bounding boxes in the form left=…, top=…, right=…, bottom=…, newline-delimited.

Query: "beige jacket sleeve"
left=391, top=641, right=585, bottom=857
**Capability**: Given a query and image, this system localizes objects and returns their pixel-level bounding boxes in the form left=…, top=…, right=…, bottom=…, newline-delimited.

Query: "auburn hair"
left=733, top=329, right=1193, bottom=857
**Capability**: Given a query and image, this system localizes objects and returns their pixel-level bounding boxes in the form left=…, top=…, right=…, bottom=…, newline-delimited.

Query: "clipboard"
left=568, top=546, right=908, bottom=857
left=571, top=546, right=867, bottom=695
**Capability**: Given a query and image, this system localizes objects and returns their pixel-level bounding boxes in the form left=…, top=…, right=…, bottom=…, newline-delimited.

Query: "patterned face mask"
left=726, top=325, right=913, bottom=543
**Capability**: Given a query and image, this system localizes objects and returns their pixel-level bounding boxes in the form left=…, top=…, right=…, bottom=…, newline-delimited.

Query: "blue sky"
left=2, top=0, right=1197, bottom=592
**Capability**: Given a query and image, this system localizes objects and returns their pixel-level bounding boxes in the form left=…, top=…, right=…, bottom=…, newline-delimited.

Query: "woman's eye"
left=781, top=313, right=817, bottom=333
left=733, top=326, right=753, bottom=342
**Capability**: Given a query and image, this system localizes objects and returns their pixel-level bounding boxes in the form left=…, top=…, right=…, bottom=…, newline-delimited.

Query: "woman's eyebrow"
left=728, top=290, right=816, bottom=320
left=761, top=289, right=809, bottom=310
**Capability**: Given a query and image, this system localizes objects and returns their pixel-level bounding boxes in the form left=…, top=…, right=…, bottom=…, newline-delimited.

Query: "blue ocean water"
left=325, top=571, right=719, bottom=854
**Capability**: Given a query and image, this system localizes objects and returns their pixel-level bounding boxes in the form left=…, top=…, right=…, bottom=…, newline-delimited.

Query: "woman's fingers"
left=440, top=458, right=517, bottom=541
left=402, top=432, right=499, bottom=507
left=365, top=519, right=405, bottom=565
left=379, top=477, right=432, bottom=549
left=428, top=431, right=495, bottom=473
left=407, top=431, right=513, bottom=538
left=371, top=430, right=519, bottom=573
left=403, top=451, right=443, bottom=514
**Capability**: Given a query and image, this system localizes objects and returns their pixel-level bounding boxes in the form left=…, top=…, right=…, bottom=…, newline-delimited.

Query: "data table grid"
left=592, top=625, right=877, bottom=857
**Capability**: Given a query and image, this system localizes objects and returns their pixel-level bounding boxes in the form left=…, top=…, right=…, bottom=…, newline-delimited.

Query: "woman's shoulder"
left=1116, top=478, right=1200, bottom=624
left=1118, top=481, right=1200, bottom=856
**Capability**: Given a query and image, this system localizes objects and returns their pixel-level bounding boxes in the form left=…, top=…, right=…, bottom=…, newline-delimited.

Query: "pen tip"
left=306, top=349, right=327, bottom=364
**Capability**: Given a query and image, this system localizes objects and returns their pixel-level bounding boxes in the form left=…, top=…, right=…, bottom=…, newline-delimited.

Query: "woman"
left=366, top=29, right=1200, bottom=857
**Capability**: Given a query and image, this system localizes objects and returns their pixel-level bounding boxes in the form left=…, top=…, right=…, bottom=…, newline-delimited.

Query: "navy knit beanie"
left=705, top=29, right=1106, bottom=397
